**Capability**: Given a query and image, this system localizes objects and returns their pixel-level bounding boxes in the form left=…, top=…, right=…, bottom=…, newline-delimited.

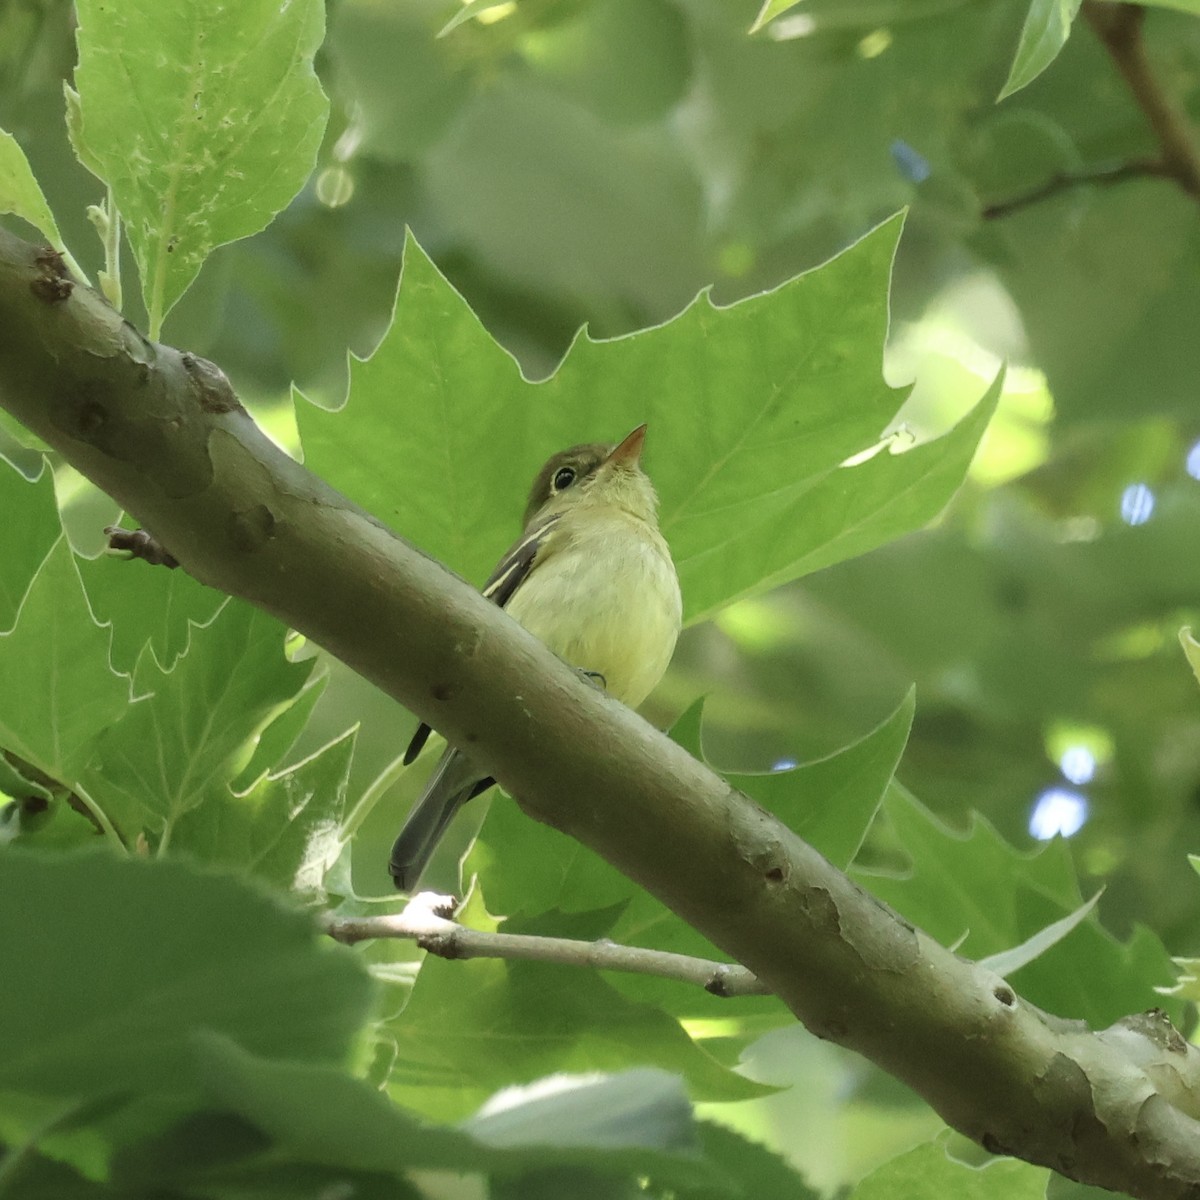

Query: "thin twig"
left=982, top=158, right=1171, bottom=219
left=323, top=893, right=771, bottom=998
left=1083, top=0, right=1200, bottom=200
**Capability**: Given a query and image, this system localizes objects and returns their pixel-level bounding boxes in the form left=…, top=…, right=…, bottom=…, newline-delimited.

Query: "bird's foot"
left=578, top=669, right=607, bottom=692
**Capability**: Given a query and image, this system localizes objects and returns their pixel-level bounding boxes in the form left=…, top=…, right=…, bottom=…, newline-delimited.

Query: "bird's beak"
left=605, top=423, right=647, bottom=468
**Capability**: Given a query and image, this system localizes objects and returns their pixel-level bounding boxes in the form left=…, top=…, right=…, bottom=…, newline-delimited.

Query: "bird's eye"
left=552, top=466, right=577, bottom=492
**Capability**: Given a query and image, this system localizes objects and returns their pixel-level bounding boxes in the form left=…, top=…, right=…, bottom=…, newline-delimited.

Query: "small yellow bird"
left=389, top=424, right=682, bottom=891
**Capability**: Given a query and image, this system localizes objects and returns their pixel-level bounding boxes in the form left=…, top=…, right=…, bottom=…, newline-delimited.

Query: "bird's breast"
left=505, top=514, right=682, bottom=708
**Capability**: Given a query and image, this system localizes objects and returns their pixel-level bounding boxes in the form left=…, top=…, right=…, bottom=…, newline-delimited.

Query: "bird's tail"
left=389, top=747, right=487, bottom=892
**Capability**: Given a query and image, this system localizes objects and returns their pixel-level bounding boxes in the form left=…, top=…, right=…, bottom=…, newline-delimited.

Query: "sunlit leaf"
left=300, top=222, right=996, bottom=626
left=749, top=0, right=805, bottom=34
left=978, top=888, right=1101, bottom=977
left=71, top=0, right=329, bottom=331
left=1180, top=626, right=1200, bottom=690
left=0, top=126, right=67, bottom=251
left=998, top=0, right=1083, bottom=101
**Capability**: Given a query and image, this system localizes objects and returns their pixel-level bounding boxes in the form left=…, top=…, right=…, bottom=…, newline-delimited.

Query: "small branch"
left=1083, top=1, right=1200, bottom=201
left=105, top=525, right=180, bottom=568
left=322, top=893, right=771, bottom=997
left=982, top=158, right=1170, bottom=219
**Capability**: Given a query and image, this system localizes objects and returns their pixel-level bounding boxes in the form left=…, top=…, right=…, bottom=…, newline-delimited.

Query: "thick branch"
left=1, top=228, right=1199, bottom=1197
left=322, top=893, right=770, bottom=996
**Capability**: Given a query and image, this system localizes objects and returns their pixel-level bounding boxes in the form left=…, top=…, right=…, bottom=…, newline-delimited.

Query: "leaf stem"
left=100, top=186, right=122, bottom=311
left=72, top=783, right=126, bottom=854
left=84, top=188, right=122, bottom=309
left=341, top=748, right=414, bottom=839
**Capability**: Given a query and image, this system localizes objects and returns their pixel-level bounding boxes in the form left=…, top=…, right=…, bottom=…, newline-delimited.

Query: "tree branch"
left=2, top=226, right=1200, bottom=1197
left=1083, top=1, right=1200, bottom=201
left=322, top=892, right=771, bottom=997
left=982, top=158, right=1171, bottom=220
left=985, top=5, right=1200, bottom=219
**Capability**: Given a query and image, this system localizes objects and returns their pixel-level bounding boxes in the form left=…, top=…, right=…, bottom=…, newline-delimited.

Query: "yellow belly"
left=505, top=513, right=681, bottom=708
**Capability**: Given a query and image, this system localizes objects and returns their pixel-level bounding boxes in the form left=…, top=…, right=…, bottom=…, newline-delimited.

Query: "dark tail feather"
left=389, top=748, right=488, bottom=892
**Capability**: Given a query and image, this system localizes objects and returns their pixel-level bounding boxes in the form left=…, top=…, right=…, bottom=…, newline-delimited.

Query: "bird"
left=389, top=424, right=682, bottom=892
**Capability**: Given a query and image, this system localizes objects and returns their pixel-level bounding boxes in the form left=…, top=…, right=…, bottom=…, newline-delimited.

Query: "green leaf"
left=82, top=601, right=313, bottom=841
left=0, top=457, right=61, bottom=633
left=690, top=1121, right=820, bottom=1200
left=728, top=686, right=914, bottom=870
left=71, top=0, right=329, bottom=333
left=0, top=851, right=376, bottom=1099
left=63, top=84, right=105, bottom=182
left=110, top=1113, right=419, bottom=1200
left=1181, top=626, right=1200, bottom=690
left=0, top=1149, right=119, bottom=1199
left=667, top=696, right=706, bottom=759
left=464, top=1068, right=700, bottom=1158
left=749, top=0, right=806, bottom=33
left=850, top=1136, right=1046, bottom=1200
left=387, top=950, right=770, bottom=1122
left=473, top=690, right=910, bottom=923
left=855, top=785, right=1179, bottom=1026
left=0, top=126, right=67, bottom=250
left=1046, top=1178, right=1126, bottom=1200
left=171, top=728, right=353, bottom=895
left=76, top=546, right=227, bottom=675
left=197, top=1035, right=718, bottom=1189
left=999, top=0, right=1084, bottom=101
left=479, top=0, right=691, bottom=127
left=977, top=889, right=1101, bottom=977
left=300, top=222, right=997, bottom=625
left=679, top=372, right=1002, bottom=623
left=230, top=668, right=329, bottom=791
left=439, top=1, right=515, bottom=37
left=0, top=792, right=98, bottom=851
left=0, top=757, right=52, bottom=804
left=0, top=540, right=129, bottom=781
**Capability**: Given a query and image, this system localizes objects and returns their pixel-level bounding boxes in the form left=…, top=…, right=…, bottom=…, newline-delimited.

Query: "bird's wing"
left=402, top=513, right=563, bottom=765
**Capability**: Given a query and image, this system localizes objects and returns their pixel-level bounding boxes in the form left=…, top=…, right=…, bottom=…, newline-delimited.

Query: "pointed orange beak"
left=605, top=423, right=647, bottom=468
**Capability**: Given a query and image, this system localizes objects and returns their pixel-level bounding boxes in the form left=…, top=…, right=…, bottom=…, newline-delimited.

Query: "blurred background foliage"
left=3, top=0, right=1200, bottom=1190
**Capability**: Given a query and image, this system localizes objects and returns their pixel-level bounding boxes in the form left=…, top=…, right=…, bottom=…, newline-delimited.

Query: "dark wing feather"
left=481, top=512, right=561, bottom=605
left=402, top=513, right=562, bottom=765
left=402, top=722, right=433, bottom=765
